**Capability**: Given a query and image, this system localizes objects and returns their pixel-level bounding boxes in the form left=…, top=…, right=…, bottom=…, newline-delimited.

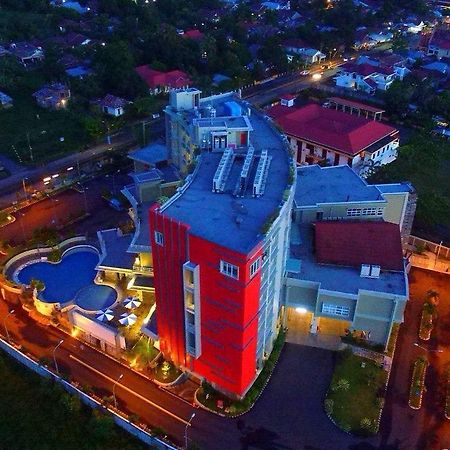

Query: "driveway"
left=234, top=343, right=380, bottom=450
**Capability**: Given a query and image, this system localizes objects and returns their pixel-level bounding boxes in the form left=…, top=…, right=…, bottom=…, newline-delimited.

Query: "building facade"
left=150, top=89, right=295, bottom=398
left=283, top=165, right=412, bottom=348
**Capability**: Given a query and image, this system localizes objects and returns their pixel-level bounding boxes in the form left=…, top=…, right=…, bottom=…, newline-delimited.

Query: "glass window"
left=250, top=258, right=261, bottom=278
left=154, top=231, right=164, bottom=246
left=322, top=303, right=350, bottom=317
left=220, top=260, right=239, bottom=280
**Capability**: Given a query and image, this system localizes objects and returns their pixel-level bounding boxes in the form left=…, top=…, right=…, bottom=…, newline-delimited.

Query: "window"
left=220, top=260, right=239, bottom=280
left=346, top=207, right=384, bottom=217
left=322, top=303, right=350, bottom=317
left=250, top=258, right=261, bottom=278
left=154, top=231, right=164, bottom=246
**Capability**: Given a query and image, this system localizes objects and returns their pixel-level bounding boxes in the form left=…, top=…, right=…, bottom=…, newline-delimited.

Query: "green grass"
left=409, top=357, right=427, bottom=410
left=0, top=82, right=90, bottom=165
left=326, top=350, right=387, bottom=436
left=0, top=350, right=147, bottom=450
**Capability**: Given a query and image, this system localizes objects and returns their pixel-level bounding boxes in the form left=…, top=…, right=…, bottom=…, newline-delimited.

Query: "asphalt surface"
left=1, top=173, right=130, bottom=244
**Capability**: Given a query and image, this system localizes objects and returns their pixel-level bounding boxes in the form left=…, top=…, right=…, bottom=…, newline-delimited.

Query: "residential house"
left=0, top=91, right=13, bottom=108
left=50, top=0, right=91, bottom=14
left=261, top=0, right=291, bottom=10
left=33, top=83, right=70, bottom=110
left=98, top=94, right=128, bottom=117
left=428, top=28, right=450, bottom=58
left=283, top=164, right=414, bottom=348
left=335, top=63, right=398, bottom=93
left=368, top=31, right=394, bottom=45
left=267, top=102, right=400, bottom=176
left=283, top=39, right=326, bottom=64
left=135, top=66, right=192, bottom=95
left=9, top=42, right=44, bottom=66
left=181, top=29, right=204, bottom=41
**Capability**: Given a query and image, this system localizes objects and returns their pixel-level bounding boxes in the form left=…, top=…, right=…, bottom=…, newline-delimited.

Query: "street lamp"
left=184, top=412, right=196, bottom=450
left=53, top=339, right=64, bottom=374
left=3, top=309, right=15, bottom=342
left=112, top=373, right=123, bottom=409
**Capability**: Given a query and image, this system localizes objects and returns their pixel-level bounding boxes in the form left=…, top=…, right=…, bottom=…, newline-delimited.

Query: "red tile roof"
left=182, top=29, right=204, bottom=40
left=315, top=221, right=404, bottom=271
left=430, top=29, right=450, bottom=50
left=135, top=66, right=192, bottom=89
left=267, top=103, right=397, bottom=156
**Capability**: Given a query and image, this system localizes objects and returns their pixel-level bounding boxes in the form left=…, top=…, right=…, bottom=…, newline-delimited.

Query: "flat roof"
left=161, top=95, right=290, bottom=254
left=294, top=165, right=384, bottom=207
left=373, top=182, right=415, bottom=194
left=328, top=97, right=385, bottom=114
left=97, top=229, right=136, bottom=270
left=128, top=141, right=168, bottom=165
left=288, top=224, right=407, bottom=296
left=194, top=115, right=251, bottom=130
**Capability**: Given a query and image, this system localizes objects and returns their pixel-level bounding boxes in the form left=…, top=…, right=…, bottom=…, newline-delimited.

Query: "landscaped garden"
left=325, top=350, right=387, bottom=436
left=0, top=350, right=147, bottom=450
left=419, top=291, right=439, bottom=341
left=408, top=356, right=428, bottom=410
left=197, top=328, right=286, bottom=416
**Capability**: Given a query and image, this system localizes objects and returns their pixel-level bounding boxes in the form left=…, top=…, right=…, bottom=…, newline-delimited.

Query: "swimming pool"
left=16, top=247, right=117, bottom=310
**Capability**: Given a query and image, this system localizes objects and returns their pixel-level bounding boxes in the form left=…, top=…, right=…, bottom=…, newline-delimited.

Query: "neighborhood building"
left=334, top=62, right=399, bottom=93
left=428, top=28, right=450, bottom=58
left=135, top=66, right=192, bottom=95
left=9, top=42, right=44, bottom=65
left=267, top=101, right=400, bottom=176
left=283, top=39, right=326, bottom=64
left=32, top=83, right=71, bottom=110
left=283, top=164, right=412, bottom=348
left=98, top=94, right=128, bottom=116
left=0, top=91, right=13, bottom=108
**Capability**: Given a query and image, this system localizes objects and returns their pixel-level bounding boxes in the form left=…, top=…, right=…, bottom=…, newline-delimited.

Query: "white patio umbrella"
left=96, top=309, right=114, bottom=322
left=124, top=297, right=142, bottom=309
left=119, top=312, right=137, bottom=326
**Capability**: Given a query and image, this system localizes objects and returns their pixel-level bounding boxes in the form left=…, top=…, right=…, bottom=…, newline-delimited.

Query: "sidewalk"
left=0, top=132, right=136, bottom=196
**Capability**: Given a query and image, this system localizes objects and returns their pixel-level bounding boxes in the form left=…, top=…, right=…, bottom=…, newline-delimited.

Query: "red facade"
left=150, top=206, right=264, bottom=397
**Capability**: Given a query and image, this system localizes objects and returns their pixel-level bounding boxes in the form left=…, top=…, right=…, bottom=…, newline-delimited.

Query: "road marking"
left=69, top=354, right=191, bottom=426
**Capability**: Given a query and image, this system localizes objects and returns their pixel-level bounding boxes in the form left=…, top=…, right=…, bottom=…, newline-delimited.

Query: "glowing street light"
left=53, top=339, right=64, bottom=374
left=113, top=373, right=124, bottom=409
left=3, top=309, right=15, bottom=342
left=185, top=412, right=196, bottom=450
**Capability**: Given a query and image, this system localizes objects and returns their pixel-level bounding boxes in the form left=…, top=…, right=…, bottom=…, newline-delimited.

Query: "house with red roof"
left=135, top=65, right=192, bottom=95
left=267, top=102, right=399, bottom=176
left=335, top=62, right=397, bottom=94
left=181, top=29, right=204, bottom=41
left=427, top=28, right=450, bottom=59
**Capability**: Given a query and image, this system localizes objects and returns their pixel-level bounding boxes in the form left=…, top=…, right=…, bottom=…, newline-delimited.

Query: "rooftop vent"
left=360, top=264, right=371, bottom=277
left=360, top=264, right=381, bottom=278
left=234, top=146, right=255, bottom=197
left=212, top=148, right=234, bottom=193
left=253, top=150, right=272, bottom=197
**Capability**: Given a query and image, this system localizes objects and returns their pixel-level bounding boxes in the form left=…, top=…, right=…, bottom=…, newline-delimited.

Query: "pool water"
left=17, top=249, right=117, bottom=310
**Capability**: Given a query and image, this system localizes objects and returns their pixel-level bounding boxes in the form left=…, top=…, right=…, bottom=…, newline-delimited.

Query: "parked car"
left=300, top=70, right=310, bottom=76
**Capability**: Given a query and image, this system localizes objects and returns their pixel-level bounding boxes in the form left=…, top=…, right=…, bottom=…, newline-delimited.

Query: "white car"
left=300, top=70, right=310, bottom=76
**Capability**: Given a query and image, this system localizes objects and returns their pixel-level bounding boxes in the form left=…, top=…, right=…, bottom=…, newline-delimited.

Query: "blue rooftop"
left=161, top=96, right=291, bottom=255
left=128, top=141, right=168, bottom=166
left=97, top=229, right=136, bottom=271
left=373, top=182, right=415, bottom=194
left=295, top=165, right=384, bottom=207
left=65, top=66, right=92, bottom=78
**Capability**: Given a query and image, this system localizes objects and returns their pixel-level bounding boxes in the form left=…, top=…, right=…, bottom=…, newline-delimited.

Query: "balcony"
left=133, top=265, right=153, bottom=275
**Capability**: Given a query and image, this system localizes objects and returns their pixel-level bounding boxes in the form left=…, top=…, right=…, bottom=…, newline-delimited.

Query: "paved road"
left=244, top=68, right=339, bottom=107
left=0, top=132, right=135, bottom=199
left=1, top=174, right=130, bottom=244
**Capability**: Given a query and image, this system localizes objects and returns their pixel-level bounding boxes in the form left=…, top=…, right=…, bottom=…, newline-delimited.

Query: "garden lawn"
left=0, top=350, right=146, bottom=450
left=327, top=350, right=387, bottom=436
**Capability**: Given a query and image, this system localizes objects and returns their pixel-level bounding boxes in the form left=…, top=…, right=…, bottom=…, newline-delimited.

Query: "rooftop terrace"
left=161, top=93, right=291, bottom=255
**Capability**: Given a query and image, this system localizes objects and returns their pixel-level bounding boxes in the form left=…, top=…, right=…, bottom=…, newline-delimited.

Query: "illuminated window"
left=322, top=303, right=350, bottom=317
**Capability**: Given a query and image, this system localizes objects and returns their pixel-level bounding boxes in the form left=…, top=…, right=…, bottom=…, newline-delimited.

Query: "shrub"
left=360, top=417, right=372, bottom=430
left=324, top=398, right=334, bottom=415
left=332, top=378, right=350, bottom=392
left=47, top=248, right=62, bottom=262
